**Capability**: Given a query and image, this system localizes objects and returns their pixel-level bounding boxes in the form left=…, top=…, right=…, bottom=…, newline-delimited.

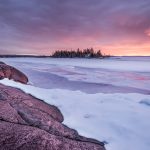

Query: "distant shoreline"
left=0, top=55, right=150, bottom=58
left=0, top=55, right=109, bottom=58
left=0, top=55, right=50, bottom=58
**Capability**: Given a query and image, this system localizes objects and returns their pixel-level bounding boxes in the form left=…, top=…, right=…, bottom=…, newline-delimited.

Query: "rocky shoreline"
left=0, top=62, right=105, bottom=150
left=0, top=62, right=28, bottom=84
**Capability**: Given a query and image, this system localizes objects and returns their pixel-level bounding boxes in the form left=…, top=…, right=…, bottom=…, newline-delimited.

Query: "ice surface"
left=1, top=57, right=150, bottom=93
left=0, top=57, right=150, bottom=150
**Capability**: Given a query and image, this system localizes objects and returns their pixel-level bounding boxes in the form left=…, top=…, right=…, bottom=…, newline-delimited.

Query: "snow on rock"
left=0, top=82, right=105, bottom=150
left=1, top=79, right=150, bottom=150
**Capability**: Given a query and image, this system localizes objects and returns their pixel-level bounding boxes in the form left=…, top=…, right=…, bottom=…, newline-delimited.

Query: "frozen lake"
left=0, top=57, right=150, bottom=150
left=1, top=57, right=150, bottom=94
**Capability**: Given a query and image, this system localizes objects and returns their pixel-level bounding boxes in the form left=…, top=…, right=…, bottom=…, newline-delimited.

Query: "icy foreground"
left=1, top=57, right=150, bottom=150
left=0, top=83, right=105, bottom=150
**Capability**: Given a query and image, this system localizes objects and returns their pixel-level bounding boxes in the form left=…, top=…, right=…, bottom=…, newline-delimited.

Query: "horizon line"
left=0, top=54, right=150, bottom=57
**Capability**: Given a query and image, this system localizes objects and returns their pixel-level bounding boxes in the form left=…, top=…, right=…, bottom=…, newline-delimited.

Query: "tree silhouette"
left=51, top=48, right=109, bottom=58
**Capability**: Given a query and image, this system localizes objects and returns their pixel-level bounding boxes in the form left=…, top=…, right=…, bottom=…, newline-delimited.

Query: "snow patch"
left=0, top=79, right=150, bottom=150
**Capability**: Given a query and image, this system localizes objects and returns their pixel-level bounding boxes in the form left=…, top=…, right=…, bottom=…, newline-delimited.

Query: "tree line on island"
left=0, top=48, right=110, bottom=58
left=51, top=48, right=110, bottom=58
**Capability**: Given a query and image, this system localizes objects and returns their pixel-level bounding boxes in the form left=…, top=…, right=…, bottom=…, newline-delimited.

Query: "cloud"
left=0, top=0, right=150, bottom=55
left=145, top=28, right=150, bottom=37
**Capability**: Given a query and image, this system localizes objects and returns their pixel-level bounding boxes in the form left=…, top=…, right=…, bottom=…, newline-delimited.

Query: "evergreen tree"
left=51, top=48, right=108, bottom=58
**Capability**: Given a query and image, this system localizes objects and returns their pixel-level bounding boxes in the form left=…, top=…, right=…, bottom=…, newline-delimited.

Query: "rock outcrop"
left=0, top=62, right=28, bottom=84
left=0, top=84, right=105, bottom=150
left=0, top=62, right=105, bottom=150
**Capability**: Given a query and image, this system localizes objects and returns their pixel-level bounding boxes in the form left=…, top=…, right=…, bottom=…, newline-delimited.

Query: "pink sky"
left=0, top=0, right=150, bottom=56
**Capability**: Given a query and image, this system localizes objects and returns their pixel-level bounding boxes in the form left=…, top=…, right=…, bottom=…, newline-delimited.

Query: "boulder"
left=0, top=62, right=28, bottom=84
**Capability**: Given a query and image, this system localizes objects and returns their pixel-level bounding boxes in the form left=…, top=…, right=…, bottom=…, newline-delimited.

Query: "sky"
left=0, top=0, right=150, bottom=56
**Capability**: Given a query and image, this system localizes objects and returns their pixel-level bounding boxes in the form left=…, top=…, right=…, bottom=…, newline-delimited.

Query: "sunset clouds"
left=0, top=0, right=150, bottom=55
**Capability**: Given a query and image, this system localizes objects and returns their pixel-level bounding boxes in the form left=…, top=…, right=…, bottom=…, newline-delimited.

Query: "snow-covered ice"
left=0, top=57, right=150, bottom=150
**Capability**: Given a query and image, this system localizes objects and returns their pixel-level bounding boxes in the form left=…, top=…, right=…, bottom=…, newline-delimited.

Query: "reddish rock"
left=0, top=83, right=106, bottom=150
left=0, top=62, right=28, bottom=84
left=0, top=62, right=105, bottom=150
left=0, top=121, right=104, bottom=150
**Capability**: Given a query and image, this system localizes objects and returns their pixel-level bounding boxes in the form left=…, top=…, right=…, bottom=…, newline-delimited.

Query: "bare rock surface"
left=0, top=62, right=106, bottom=150
left=0, top=62, right=28, bottom=84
